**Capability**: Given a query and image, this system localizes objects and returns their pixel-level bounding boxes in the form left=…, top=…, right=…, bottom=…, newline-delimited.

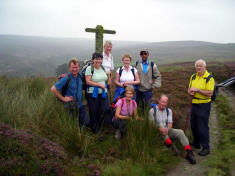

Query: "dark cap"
left=140, top=48, right=149, bottom=55
left=92, top=52, right=103, bottom=60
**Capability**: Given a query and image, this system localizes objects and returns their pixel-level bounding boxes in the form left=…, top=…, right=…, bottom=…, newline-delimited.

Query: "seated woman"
left=113, top=86, right=143, bottom=139
left=85, top=52, right=109, bottom=134
left=113, top=54, right=140, bottom=101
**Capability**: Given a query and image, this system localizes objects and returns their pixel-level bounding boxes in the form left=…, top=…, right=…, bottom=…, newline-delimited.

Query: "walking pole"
left=184, top=96, right=193, bottom=132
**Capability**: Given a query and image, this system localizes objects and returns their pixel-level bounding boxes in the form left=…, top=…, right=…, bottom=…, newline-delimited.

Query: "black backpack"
left=191, top=73, right=217, bottom=101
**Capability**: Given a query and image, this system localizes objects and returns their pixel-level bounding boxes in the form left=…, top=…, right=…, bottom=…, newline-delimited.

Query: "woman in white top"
left=113, top=54, right=140, bottom=101
left=102, top=40, right=114, bottom=87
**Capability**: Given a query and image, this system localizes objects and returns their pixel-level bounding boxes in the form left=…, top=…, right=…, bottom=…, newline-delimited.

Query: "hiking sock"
left=184, top=144, right=191, bottom=151
left=165, top=137, right=172, bottom=146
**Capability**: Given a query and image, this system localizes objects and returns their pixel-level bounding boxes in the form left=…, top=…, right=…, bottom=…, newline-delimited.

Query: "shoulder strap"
left=192, top=73, right=196, bottom=80
left=153, top=104, right=157, bottom=124
left=62, top=75, right=71, bottom=96
left=100, top=65, right=106, bottom=72
left=121, top=98, right=125, bottom=109
left=91, top=65, right=94, bottom=76
left=119, top=66, right=123, bottom=77
left=166, top=107, right=169, bottom=117
left=131, top=68, right=136, bottom=81
left=151, top=61, right=156, bottom=79
left=205, top=74, right=213, bottom=83
left=136, top=60, right=139, bottom=67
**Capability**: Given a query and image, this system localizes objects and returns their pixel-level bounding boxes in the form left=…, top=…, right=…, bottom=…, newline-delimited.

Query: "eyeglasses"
left=140, top=52, right=148, bottom=56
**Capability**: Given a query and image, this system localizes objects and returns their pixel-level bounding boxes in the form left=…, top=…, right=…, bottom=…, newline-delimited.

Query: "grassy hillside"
left=0, top=62, right=234, bottom=175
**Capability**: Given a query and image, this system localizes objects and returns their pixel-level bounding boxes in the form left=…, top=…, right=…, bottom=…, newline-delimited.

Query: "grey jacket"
left=136, top=60, right=161, bottom=92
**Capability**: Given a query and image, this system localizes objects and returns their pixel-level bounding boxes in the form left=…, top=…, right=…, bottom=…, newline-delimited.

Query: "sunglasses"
left=140, top=52, right=148, bottom=55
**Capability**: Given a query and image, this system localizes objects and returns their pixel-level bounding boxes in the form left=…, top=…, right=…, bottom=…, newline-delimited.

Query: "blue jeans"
left=136, top=89, right=152, bottom=112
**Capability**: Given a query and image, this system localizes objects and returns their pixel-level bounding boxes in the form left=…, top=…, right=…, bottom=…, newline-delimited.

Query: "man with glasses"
left=136, top=49, right=161, bottom=112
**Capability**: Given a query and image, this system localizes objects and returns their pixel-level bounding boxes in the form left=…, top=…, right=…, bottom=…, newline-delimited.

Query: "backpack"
left=80, top=59, right=106, bottom=91
left=150, top=104, right=169, bottom=125
left=119, top=66, right=136, bottom=81
left=191, top=73, right=217, bottom=101
left=136, top=60, right=156, bottom=79
left=57, top=73, right=71, bottom=97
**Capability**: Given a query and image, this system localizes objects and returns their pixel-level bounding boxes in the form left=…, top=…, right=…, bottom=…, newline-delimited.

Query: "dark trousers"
left=64, top=103, right=90, bottom=128
left=112, top=118, right=127, bottom=135
left=136, top=89, right=152, bottom=112
left=190, top=102, right=211, bottom=150
left=87, top=93, right=109, bottom=134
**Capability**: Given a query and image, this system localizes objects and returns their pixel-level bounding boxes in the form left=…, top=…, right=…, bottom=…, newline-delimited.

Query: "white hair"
left=104, top=40, right=112, bottom=47
left=195, top=59, right=206, bottom=67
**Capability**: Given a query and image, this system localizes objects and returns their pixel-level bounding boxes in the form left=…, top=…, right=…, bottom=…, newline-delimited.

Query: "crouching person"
left=148, top=94, right=196, bottom=164
left=51, top=58, right=90, bottom=128
left=113, top=86, right=143, bottom=139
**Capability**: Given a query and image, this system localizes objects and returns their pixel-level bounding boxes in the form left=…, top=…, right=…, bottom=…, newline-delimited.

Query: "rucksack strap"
left=205, top=74, right=213, bottom=83
left=151, top=62, right=156, bottom=79
left=136, top=60, right=155, bottom=79
left=131, top=68, right=136, bottom=81
left=119, top=66, right=123, bottom=78
left=151, top=104, right=169, bottom=124
left=61, top=75, right=71, bottom=96
left=91, top=65, right=106, bottom=75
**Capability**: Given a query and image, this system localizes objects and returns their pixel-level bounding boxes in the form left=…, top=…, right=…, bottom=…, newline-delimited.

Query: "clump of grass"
left=205, top=95, right=235, bottom=176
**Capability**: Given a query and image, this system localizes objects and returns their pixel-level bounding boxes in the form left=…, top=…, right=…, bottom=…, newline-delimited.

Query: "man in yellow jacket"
left=188, top=59, right=215, bottom=156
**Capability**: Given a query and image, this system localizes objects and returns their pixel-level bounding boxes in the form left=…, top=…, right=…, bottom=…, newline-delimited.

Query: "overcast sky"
left=1, top=0, right=235, bottom=43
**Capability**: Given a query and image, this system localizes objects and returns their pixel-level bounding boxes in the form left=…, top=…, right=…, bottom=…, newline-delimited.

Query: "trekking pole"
left=183, top=96, right=193, bottom=132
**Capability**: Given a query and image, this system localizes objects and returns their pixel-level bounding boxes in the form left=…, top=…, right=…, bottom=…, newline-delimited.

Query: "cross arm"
left=85, top=28, right=97, bottom=33
left=103, top=30, right=116, bottom=34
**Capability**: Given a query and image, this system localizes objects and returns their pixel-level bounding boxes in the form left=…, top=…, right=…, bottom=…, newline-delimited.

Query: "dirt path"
left=166, top=88, right=235, bottom=176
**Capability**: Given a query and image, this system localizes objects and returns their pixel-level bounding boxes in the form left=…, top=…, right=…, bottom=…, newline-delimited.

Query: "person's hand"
left=159, top=128, right=168, bottom=136
left=188, top=87, right=199, bottom=95
left=99, top=83, right=106, bottom=89
left=136, top=117, right=144, bottom=121
left=124, top=81, right=132, bottom=86
left=63, top=96, right=73, bottom=102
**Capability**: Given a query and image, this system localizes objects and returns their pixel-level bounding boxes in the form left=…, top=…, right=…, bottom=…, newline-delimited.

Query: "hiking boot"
left=186, top=150, right=196, bottom=164
left=198, top=148, right=210, bottom=156
left=115, top=130, right=121, bottom=139
left=190, top=142, right=200, bottom=149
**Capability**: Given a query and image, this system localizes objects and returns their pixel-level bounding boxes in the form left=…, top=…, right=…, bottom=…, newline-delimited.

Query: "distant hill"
left=0, top=35, right=235, bottom=77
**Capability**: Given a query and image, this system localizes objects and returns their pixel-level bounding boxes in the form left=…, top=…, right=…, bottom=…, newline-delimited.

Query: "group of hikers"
left=51, top=40, right=215, bottom=165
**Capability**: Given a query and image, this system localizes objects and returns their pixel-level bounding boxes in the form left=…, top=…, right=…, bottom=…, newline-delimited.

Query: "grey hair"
left=104, top=40, right=112, bottom=47
left=195, top=59, right=206, bottom=67
left=160, top=94, right=168, bottom=100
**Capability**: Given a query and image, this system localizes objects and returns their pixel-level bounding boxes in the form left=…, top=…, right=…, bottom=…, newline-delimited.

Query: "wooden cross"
left=85, top=25, right=116, bottom=53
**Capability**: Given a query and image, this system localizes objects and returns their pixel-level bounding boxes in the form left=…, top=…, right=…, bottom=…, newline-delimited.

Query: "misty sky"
left=1, top=0, right=235, bottom=43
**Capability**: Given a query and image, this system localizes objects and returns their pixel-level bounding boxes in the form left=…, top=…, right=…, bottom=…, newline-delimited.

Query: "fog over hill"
left=0, top=35, right=235, bottom=77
